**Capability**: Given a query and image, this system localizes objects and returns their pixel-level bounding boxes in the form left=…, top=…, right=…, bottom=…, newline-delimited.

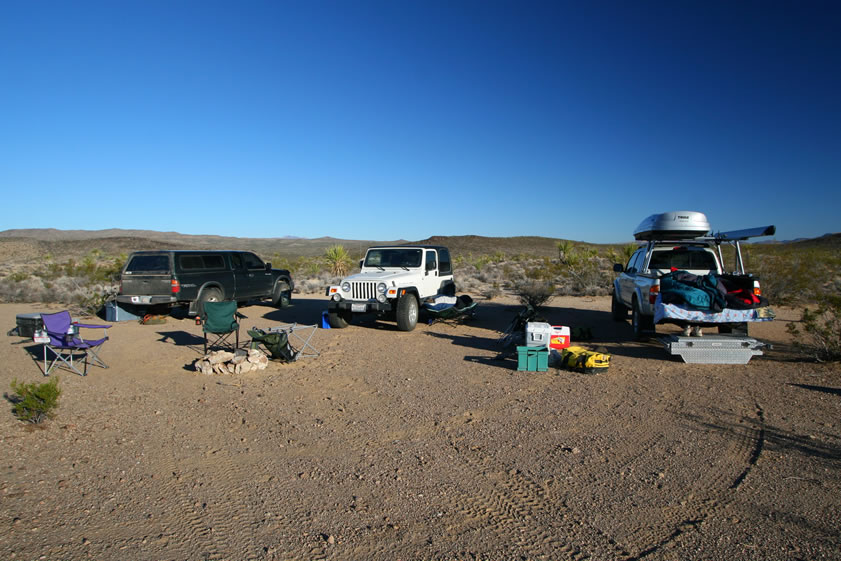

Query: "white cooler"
left=525, top=322, right=552, bottom=348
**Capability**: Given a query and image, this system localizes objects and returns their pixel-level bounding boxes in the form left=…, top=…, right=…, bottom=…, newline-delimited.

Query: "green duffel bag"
left=247, top=328, right=297, bottom=362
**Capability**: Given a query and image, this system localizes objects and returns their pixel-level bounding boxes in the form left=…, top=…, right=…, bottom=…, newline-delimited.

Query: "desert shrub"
left=8, top=271, right=30, bottom=282
left=481, top=282, right=502, bottom=300
left=297, top=272, right=336, bottom=295
left=472, top=255, right=492, bottom=272
left=512, top=279, right=555, bottom=310
left=786, top=296, right=841, bottom=361
left=9, top=377, right=62, bottom=424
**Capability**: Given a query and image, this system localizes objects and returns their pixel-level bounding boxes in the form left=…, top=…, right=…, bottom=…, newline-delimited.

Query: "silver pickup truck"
left=611, top=211, right=775, bottom=339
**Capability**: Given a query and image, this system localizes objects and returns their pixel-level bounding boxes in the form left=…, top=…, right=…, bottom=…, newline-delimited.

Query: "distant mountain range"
left=0, top=228, right=838, bottom=263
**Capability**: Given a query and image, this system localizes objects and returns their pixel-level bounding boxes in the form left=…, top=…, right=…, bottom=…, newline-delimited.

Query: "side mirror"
left=613, top=263, right=624, bottom=273
left=265, top=262, right=272, bottom=271
left=359, top=259, right=364, bottom=268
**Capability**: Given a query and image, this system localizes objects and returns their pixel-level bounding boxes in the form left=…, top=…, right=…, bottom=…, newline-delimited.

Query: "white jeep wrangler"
left=326, top=245, right=456, bottom=331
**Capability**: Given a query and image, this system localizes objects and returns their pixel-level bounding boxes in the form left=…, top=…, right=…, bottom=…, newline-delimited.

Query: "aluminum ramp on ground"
left=659, top=334, right=768, bottom=364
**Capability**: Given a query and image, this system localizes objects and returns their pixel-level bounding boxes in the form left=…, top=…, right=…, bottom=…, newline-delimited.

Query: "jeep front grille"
left=350, top=281, right=377, bottom=300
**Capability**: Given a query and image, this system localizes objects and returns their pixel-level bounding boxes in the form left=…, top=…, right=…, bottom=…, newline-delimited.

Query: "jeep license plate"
left=351, top=303, right=367, bottom=312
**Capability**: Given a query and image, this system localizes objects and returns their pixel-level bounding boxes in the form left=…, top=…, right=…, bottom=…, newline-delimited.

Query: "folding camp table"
left=266, top=323, right=319, bottom=359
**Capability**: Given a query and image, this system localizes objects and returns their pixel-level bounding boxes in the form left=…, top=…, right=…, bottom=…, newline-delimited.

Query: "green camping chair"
left=201, top=301, right=243, bottom=353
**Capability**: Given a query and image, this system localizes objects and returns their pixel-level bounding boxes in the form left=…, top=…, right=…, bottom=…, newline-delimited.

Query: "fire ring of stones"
left=194, top=348, right=269, bottom=375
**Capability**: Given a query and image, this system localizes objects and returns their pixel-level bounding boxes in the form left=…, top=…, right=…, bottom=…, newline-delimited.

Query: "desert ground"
left=1, top=294, right=839, bottom=561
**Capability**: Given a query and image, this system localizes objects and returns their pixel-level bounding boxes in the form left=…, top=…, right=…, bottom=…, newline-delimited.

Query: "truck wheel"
left=272, top=281, right=292, bottom=308
left=396, top=294, right=419, bottom=331
left=631, top=296, right=654, bottom=340
left=611, top=292, right=628, bottom=321
left=328, top=310, right=351, bottom=329
left=198, top=287, right=223, bottom=318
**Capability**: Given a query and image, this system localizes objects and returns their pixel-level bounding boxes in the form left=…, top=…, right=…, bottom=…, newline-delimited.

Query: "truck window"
left=126, top=255, right=169, bottom=273
left=627, top=251, right=643, bottom=273
left=179, top=254, right=225, bottom=271
left=650, top=249, right=718, bottom=271
left=242, top=252, right=265, bottom=270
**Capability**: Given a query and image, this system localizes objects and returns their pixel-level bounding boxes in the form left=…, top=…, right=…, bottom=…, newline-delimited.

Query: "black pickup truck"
left=116, top=250, right=294, bottom=316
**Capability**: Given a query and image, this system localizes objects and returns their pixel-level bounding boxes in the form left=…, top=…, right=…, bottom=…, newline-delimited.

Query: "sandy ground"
left=0, top=295, right=839, bottom=561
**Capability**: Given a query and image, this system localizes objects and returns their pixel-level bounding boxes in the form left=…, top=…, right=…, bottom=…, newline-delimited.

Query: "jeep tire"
left=396, top=294, right=419, bottom=332
left=328, top=309, right=352, bottom=329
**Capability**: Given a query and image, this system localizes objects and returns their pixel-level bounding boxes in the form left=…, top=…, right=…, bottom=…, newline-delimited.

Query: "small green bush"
left=10, top=377, right=62, bottom=424
left=786, top=295, right=841, bottom=361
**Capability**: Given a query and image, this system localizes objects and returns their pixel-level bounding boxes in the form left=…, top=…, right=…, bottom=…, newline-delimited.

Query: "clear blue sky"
left=1, top=0, right=839, bottom=243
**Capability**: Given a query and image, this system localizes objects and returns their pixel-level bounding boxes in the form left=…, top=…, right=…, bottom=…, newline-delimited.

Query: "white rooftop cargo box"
left=634, top=211, right=711, bottom=241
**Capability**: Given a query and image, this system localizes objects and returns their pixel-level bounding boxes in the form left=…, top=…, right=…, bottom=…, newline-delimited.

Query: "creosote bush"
left=10, top=377, right=62, bottom=424
left=512, top=279, right=555, bottom=310
left=786, top=295, right=841, bottom=362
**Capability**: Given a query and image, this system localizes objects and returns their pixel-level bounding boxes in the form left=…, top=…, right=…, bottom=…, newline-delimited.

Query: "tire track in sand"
left=623, top=403, right=766, bottom=560
left=438, top=440, right=627, bottom=560
left=154, top=450, right=263, bottom=561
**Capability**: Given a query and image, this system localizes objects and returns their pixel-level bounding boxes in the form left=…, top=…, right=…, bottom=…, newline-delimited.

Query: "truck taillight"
left=171, top=279, right=180, bottom=294
left=753, top=280, right=761, bottom=296
left=649, top=284, right=659, bottom=305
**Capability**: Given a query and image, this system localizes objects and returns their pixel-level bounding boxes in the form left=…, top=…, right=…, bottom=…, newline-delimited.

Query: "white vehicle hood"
left=341, top=269, right=420, bottom=284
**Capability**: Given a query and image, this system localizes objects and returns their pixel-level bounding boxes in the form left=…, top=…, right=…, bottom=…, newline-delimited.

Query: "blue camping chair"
left=40, top=311, right=110, bottom=376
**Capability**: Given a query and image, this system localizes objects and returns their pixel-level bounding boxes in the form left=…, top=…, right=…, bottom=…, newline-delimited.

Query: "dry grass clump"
left=786, top=295, right=841, bottom=362
left=451, top=248, right=614, bottom=301
left=0, top=251, right=123, bottom=315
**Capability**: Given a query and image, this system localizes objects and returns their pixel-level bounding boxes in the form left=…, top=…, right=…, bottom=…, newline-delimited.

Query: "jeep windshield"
left=364, top=248, right=422, bottom=269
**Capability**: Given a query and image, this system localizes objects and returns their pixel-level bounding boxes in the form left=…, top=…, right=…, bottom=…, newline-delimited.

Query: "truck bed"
left=653, top=295, right=775, bottom=325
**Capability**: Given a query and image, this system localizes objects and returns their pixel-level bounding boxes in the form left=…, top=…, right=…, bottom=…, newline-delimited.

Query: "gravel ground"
left=1, top=295, right=839, bottom=561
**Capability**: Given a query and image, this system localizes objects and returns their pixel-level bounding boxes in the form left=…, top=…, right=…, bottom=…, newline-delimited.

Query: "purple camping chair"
left=40, top=311, right=111, bottom=376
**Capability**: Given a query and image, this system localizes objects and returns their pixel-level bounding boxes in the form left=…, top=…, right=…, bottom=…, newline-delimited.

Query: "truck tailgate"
left=121, top=274, right=172, bottom=297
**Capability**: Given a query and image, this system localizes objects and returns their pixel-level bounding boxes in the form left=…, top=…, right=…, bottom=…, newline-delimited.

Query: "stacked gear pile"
left=660, top=271, right=769, bottom=313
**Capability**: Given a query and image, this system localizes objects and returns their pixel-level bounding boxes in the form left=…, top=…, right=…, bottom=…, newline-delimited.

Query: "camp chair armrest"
left=235, top=312, right=246, bottom=319
left=74, top=323, right=111, bottom=330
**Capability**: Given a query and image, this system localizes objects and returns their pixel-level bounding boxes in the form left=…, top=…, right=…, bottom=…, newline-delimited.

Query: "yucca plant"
left=325, top=245, right=352, bottom=277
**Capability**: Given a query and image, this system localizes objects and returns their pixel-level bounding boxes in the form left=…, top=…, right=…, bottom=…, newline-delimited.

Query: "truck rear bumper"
left=115, top=295, right=177, bottom=306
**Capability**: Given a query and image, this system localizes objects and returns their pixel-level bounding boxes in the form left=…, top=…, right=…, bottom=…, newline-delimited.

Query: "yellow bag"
left=560, top=346, right=610, bottom=373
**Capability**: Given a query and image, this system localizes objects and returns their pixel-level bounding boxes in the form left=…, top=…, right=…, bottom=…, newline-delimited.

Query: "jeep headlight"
left=341, top=281, right=351, bottom=292
left=377, top=282, right=387, bottom=293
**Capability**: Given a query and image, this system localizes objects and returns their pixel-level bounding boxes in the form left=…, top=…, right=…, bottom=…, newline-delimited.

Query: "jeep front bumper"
left=328, top=300, right=393, bottom=314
